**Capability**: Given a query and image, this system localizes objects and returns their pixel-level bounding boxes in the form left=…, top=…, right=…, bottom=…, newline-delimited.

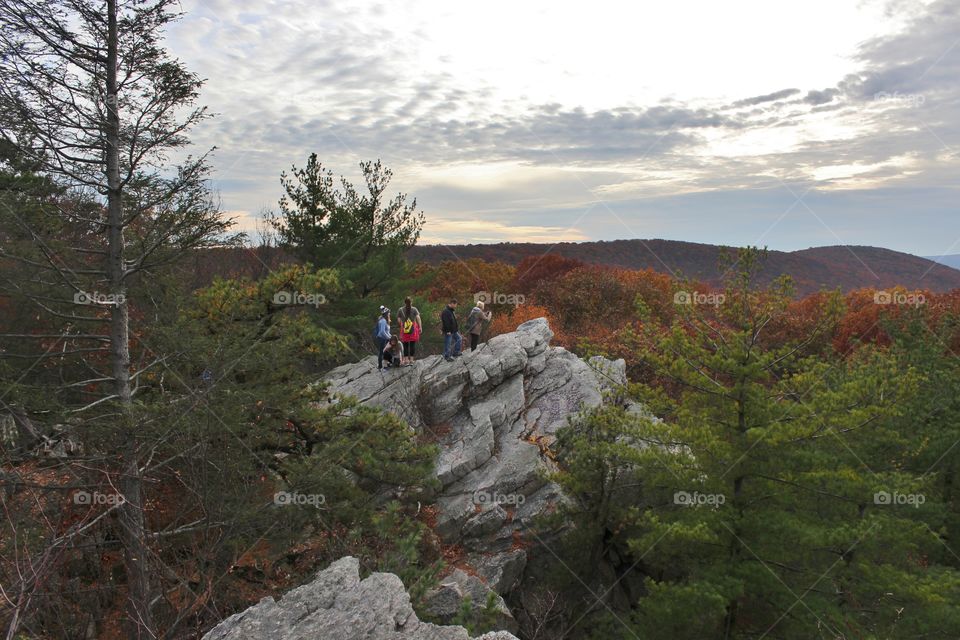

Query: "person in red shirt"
left=396, top=297, right=422, bottom=365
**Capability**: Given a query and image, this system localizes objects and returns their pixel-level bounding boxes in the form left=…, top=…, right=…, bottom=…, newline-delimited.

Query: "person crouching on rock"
left=465, top=300, right=493, bottom=351
left=382, top=335, right=402, bottom=369
left=441, top=298, right=462, bottom=362
left=396, top=296, right=421, bottom=365
left=376, top=306, right=392, bottom=370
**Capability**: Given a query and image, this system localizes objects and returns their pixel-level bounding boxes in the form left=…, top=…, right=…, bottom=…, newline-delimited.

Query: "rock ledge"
left=202, top=556, right=519, bottom=640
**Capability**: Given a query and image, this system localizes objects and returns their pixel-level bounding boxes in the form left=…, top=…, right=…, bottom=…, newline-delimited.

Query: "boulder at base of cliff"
left=202, top=556, right=519, bottom=640
left=423, top=569, right=519, bottom=634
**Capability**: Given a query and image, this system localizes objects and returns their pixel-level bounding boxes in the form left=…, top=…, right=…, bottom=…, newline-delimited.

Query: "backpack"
left=403, top=318, right=413, bottom=334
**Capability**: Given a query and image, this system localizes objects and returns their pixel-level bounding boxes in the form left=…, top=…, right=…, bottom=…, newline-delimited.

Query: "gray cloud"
left=167, top=0, right=959, bottom=254
left=731, top=88, right=801, bottom=107
left=802, top=88, right=840, bottom=105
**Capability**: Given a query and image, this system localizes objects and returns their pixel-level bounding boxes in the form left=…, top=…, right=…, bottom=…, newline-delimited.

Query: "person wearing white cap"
left=375, top=306, right=391, bottom=370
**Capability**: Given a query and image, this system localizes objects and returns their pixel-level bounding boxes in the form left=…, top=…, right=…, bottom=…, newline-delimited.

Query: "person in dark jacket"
left=440, top=299, right=462, bottom=361
left=376, top=306, right=391, bottom=370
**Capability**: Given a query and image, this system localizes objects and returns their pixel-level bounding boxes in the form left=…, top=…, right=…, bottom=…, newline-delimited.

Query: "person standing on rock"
left=441, top=299, right=462, bottom=362
left=465, top=300, right=493, bottom=351
left=375, top=306, right=392, bottom=370
left=396, top=296, right=421, bottom=365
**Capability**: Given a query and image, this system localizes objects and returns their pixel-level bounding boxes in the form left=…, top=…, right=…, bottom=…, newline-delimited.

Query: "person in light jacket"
left=465, top=300, right=493, bottom=351
left=376, top=306, right=391, bottom=370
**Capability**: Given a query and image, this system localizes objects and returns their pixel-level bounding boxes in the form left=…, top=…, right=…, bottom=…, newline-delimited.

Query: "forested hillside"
left=410, top=239, right=960, bottom=295
left=2, top=1, right=960, bottom=639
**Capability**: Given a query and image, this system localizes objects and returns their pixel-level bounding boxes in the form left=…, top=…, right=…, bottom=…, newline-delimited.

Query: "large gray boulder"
left=324, top=319, right=636, bottom=603
left=422, top=569, right=518, bottom=634
left=203, top=556, right=518, bottom=640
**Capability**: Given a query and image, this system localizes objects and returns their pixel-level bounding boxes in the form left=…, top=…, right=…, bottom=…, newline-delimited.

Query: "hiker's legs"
left=443, top=333, right=453, bottom=358
left=377, top=338, right=387, bottom=369
left=470, top=333, right=479, bottom=351
left=453, top=332, right=462, bottom=356
left=407, top=340, right=417, bottom=361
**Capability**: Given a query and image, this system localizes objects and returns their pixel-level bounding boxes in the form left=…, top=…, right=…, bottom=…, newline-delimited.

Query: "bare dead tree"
left=0, top=1, right=235, bottom=636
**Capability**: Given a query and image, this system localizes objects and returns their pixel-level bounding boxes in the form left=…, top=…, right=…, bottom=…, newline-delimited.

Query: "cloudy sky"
left=167, top=0, right=959, bottom=255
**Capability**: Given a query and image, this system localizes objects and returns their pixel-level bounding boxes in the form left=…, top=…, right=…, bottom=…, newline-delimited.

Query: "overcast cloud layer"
left=167, top=0, right=959, bottom=255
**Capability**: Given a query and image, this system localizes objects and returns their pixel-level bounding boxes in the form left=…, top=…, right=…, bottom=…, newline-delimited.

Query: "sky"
left=166, top=0, right=959, bottom=256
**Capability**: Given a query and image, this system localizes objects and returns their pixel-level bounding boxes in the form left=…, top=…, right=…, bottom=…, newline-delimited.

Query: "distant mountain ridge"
left=408, top=239, right=960, bottom=296
left=925, top=254, right=960, bottom=270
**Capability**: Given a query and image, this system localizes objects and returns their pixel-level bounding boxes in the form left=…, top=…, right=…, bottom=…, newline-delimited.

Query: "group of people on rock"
left=375, top=297, right=493, bottom=370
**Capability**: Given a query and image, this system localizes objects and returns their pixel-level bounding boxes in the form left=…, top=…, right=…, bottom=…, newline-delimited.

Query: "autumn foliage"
left=487, top=304, right=567, bottom=345
left=512, top=254, right=585, bottom=294
left=411, top=256, right=960, bottom=375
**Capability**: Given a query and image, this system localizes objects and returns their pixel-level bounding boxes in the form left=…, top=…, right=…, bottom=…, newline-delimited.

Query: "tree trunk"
left=723, top=473, right=743, bottom=640
left=723, top=390, right=748, bottom=640
left=105, top=1, right=153, bottom=636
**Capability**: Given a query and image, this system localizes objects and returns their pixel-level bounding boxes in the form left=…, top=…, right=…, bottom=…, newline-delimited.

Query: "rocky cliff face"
left=323, top=319, right=631, bottom=628
left=326, top=321, right=625, bottom=543
left=206, top=319, right=632, bottom=638
left=203, top=556, right=519, bottom=640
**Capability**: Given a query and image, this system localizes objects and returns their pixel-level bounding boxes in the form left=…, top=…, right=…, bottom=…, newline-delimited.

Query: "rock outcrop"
left=323, top=319, right=633, bottom=624
left=203, top=556, right=518, bottom=640
left=422, top=568, right=517, bottom=634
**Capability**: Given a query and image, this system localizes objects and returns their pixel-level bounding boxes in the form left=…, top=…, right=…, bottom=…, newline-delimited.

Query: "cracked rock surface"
left=324, top=320, right=633, bottom=602
left=203, top=556, right=519, bottom=640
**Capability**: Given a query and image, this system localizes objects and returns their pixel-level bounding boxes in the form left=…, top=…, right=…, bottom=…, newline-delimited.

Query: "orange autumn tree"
left=512, top=254, right=585, bottom=295
left=417, top=258, right=515, bottom=304
left=487, top=303, right=569, bottom=346
left=834, top=287, right=932, bottom=354
left=534, top=265, right=675, bottom=340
